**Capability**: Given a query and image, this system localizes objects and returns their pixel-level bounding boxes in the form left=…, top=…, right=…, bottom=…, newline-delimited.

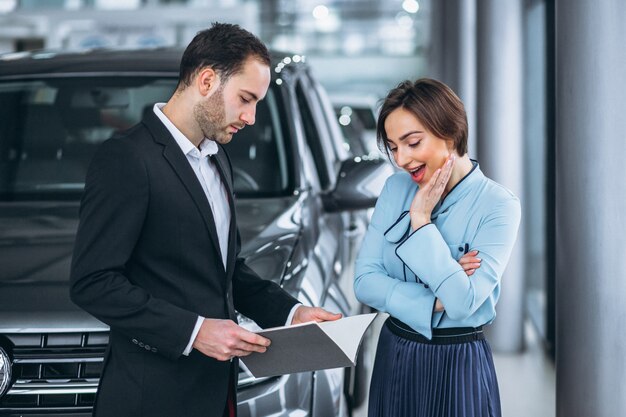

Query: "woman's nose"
left=395, top=146, right=412, bottom=168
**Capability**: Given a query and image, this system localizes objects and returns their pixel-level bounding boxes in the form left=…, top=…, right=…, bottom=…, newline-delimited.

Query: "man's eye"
left=241, top=97, right=250, bottom=104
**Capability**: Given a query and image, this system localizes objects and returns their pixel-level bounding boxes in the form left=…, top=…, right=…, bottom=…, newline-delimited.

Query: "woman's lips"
left=410, top=165, right=426, bottom=183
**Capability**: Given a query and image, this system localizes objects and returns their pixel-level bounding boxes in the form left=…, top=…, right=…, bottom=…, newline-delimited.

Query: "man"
left=70, top=22, right=340, bottom=417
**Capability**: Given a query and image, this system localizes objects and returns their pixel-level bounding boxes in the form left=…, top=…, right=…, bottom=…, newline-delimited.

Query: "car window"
left=353, top=107, right=377, bottom=130
left=295, top=80, right=335, bottom=190
left=311, top=80, right=350, bottom=163
left=0, top=78, right=290, bottom=200
left=223, top=85, right=291, bottom=197
left=334, top=105, right=368, bottom=156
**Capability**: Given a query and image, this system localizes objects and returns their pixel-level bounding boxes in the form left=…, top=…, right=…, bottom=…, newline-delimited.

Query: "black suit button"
left=144, top=344, right=151, bottom=350
left=151, top=347, right=158, bottom=353
left=138, top=342, right=145, bottom=347
left=132, top=339, right=138, bottom=344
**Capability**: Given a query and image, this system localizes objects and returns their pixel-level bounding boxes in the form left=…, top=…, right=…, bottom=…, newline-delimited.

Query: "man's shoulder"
left=112, top=121, right=152, bottom=141
left=103, top=122, right=154, bottom=151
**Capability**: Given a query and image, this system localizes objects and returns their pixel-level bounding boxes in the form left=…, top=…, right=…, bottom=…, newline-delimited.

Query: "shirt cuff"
left=285, top=303, right=302, bottom=326
left=183, top=315, right=205, bottom=356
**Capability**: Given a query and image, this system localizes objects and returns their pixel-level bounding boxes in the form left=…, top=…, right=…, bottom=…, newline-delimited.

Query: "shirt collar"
left=433, top=160, right=484, bottom=216
left=153, top=103, right=219, bottom=157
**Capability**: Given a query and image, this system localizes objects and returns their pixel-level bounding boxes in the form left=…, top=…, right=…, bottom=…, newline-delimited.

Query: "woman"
left=354, top=78, right=521, bottom=417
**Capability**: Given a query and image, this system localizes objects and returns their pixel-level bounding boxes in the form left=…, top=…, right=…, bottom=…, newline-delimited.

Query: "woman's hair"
left=376, top=78, right=468, bottom=157
left=177, top=22, right=271, bottom=90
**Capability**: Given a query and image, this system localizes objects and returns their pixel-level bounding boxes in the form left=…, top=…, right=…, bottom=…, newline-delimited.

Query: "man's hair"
left=177, top=22, right=270, bottom=89
left=377, top=78, right=468, bottom=157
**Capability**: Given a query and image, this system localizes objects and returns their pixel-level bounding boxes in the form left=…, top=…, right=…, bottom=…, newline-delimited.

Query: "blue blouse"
left=354, top=163, right=521, bottom=339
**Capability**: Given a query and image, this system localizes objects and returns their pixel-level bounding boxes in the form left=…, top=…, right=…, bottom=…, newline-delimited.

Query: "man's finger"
left=233, top=342, right=267, bottom=354
left=237, top=329, right=271, bottom=347
left=313, top=309, right=342, bottom=322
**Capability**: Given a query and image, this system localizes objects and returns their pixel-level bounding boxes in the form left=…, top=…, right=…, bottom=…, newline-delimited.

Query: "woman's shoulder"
left=481, top=177, right=519, bottom=203
left=476, top=176, right=521, bottom=218
left=384, top=170, right=416, bottom=193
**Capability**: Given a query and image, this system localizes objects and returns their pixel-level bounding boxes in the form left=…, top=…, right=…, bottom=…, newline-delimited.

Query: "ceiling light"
left=312, top=5, right=329, bottom=20
left=396, top=12, right=414, bottom=30
left=402, top=0, right=420, bottom=14
left=0, top=0, right=17, bottom=14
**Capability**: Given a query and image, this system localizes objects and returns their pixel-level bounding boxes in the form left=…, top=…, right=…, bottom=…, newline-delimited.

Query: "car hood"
left=0, top=196, right=302, bottom=332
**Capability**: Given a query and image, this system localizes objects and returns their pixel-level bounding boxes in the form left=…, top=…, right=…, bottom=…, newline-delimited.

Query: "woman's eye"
left=390, top=148, right=398, bottom=153
left=408, top=141, right=421, bottom=148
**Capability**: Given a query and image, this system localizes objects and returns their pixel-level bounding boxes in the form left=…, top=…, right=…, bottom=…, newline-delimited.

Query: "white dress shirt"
left=153, top=104, right=300, bottom=356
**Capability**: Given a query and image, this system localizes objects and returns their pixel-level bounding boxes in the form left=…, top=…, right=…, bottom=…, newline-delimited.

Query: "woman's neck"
left=444, top=154, right=474, bottom=196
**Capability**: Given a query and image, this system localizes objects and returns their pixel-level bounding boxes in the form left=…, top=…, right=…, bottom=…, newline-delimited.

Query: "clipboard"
left=241, top=313, right=377, bottom=378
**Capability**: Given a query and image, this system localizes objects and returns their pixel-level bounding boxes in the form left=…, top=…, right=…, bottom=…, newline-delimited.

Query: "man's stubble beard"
left=193, top=85, right=232, bottom=145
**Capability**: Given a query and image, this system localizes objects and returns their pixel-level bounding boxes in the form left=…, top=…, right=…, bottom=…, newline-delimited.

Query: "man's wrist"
left=286, top=303, right=302, bottom=325
left=184, top=315, right=205, bottom=356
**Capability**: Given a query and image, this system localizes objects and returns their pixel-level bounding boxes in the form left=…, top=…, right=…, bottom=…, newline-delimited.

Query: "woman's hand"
left=410, top=155, right=455, bottom=230
left=458, top=250, right=481, bottom=276
left=433, top=250, right=481, bottom=312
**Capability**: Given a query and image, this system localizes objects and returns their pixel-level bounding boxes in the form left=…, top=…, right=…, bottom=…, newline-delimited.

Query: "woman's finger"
left=459, top=257, right=481, bottom=265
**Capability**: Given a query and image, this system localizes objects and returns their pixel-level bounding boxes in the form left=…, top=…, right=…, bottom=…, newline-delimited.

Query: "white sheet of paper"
left=318, top=313, right=377, bottom=361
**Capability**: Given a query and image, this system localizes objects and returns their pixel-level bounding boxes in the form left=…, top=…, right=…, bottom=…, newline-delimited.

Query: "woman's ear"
left=196, top=67, right=219, bottom=96
left=446, top=139, right=456, bottom=153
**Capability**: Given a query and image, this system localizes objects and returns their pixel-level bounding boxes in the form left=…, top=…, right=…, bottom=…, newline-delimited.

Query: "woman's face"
left=384, top=107, right=453, bottom=185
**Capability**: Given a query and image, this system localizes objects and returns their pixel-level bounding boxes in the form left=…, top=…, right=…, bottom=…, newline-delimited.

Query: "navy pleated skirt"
left=368, top=318, right=501, bottom=417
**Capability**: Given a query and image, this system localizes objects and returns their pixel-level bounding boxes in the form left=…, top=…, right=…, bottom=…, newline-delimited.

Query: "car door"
left=292, top=74, right=350, bottom=417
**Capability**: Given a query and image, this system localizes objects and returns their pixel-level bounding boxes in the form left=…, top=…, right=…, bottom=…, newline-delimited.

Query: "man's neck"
left=162, top=98, right=204, bottom=148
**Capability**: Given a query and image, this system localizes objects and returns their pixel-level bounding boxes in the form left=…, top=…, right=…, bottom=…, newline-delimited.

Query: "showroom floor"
left=353, top=314, right=556, bottom=417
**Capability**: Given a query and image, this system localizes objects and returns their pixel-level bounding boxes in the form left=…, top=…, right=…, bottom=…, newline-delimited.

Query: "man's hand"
left=192, top=318, right=270, bottom=361
left=291, top=306, right=342, bottom=325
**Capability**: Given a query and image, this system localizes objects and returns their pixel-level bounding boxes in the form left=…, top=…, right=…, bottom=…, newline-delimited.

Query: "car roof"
left=0, top=47, right=303, bottom=79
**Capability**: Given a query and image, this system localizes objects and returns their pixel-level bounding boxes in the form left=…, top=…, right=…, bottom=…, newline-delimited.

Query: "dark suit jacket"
left=70, top=110, right=298, bottom=417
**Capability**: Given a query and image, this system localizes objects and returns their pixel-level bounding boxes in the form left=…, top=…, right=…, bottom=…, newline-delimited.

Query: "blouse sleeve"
left=354, top=178, right=438, bottom=339
left=395, top=196, right=521, bottom=321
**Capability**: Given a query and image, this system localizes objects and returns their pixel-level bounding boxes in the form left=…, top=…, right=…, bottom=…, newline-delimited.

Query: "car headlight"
left=0, top=347, right=12, bottom=398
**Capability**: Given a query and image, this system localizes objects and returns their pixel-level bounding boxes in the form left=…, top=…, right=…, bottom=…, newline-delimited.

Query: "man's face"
left=194, top=57, right=271, bottom=144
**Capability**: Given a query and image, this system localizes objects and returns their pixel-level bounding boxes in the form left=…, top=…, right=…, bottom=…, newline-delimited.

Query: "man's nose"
left=240, top=108, right=256, bottom=126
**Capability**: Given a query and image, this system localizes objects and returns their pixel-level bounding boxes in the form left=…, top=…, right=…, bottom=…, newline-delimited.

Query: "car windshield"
left=0, top=77, right=291, bottom=200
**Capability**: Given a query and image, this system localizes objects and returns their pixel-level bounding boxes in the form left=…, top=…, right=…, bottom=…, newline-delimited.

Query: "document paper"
left=241, top=313, right=377, bottom=378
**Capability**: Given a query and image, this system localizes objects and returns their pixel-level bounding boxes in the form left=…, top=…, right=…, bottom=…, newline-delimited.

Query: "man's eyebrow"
left=387, top=130, right=423, bottom=143
left=241, top=89, right=259, bottom=101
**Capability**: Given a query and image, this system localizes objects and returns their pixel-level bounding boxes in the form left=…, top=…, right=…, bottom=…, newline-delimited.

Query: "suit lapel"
left=212, top=148, right=237, bottom=279
left=142, top=111, right=225, bottom=272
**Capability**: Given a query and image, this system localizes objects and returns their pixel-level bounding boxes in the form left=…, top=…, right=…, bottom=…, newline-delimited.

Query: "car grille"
left=0, top=332, right=107, bottom=414
left=0, top=331, right=265, bottom=414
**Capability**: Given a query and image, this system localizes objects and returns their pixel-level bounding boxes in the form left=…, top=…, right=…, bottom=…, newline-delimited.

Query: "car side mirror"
left=322, top=156, right=393, bottom=212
